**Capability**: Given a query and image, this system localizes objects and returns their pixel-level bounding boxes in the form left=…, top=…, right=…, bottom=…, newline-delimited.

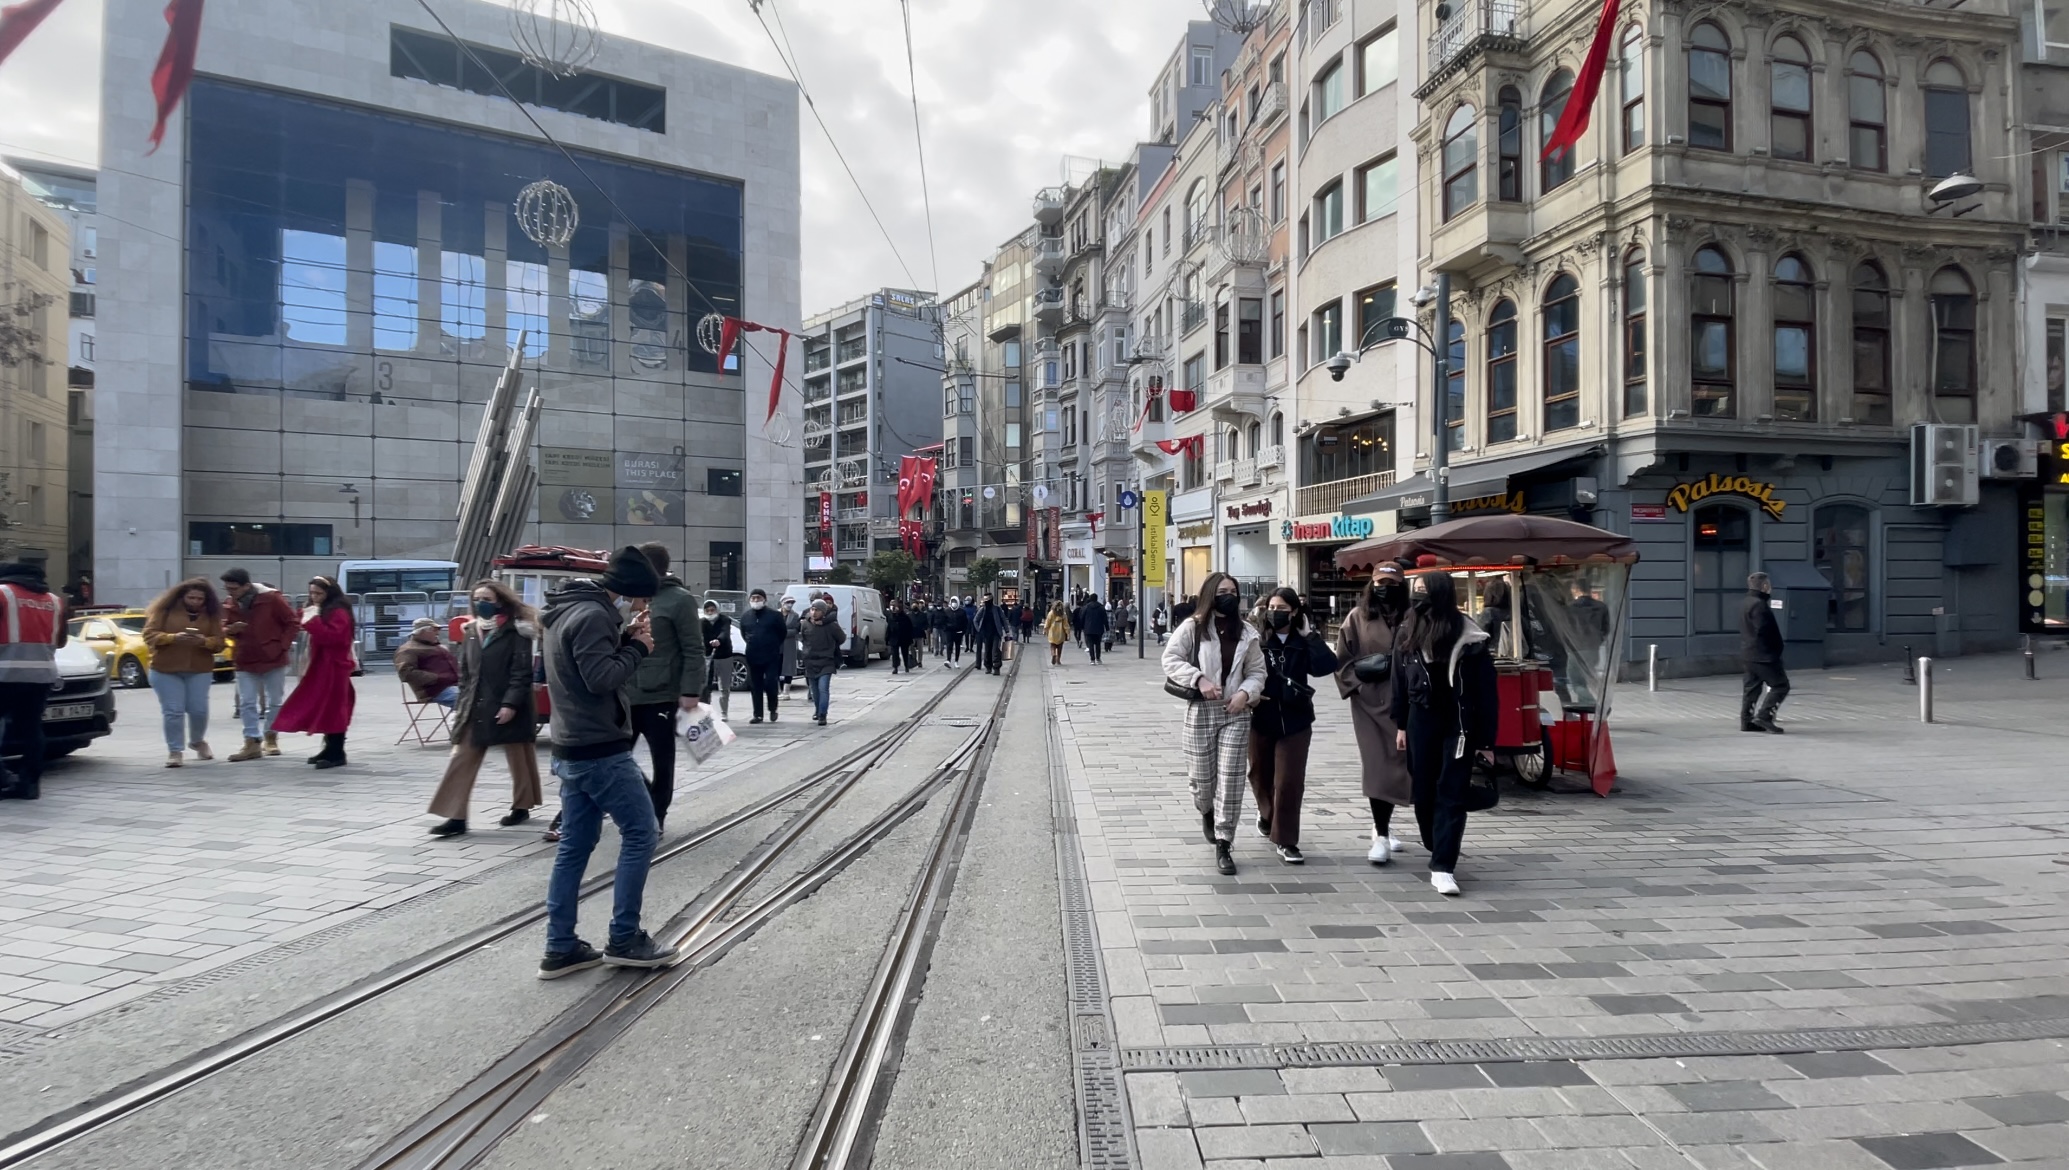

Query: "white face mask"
left=750, top=599, right=765, bottom=609
left=614, top=598, right=633, bottom=620
left=705, top=610, right=718, bottom=620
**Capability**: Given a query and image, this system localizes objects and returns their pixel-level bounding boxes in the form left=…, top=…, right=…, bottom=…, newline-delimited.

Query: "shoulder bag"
left=1163, top=621, right=1206, bottom=703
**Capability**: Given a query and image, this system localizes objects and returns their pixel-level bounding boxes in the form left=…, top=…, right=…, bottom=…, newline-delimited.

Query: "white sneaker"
left=1388, top=836, right=1407, bottom=854
left=1367, top=831, right=1391, bottom=866
left=1431, top=872, right=1461, bottom=896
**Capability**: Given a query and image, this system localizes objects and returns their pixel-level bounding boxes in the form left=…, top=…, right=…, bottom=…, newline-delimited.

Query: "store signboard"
left=1063, top=541, right=1093, bottom=565
left=1667, top=473, right=1786, bottom=519
left=1142, top=491, right=1168, bottom=588
left=539, top=447, right=614, bottom=487
left=1278, top=513, right=1377, bottom=544
left=1631, top=503, right=1670, bottom=522
left=2021, top=486, right=2049, bottom=633
left=1223, top=495, right=1276, bottom=522
left=1176, top=521, right=1216, bottom=543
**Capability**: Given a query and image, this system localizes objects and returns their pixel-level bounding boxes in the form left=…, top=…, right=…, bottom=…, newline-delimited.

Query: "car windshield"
left=112, top=617, right=145, bottom=633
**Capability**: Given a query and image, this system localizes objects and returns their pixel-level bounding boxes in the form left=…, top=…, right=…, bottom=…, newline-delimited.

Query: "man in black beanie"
left=536, top=546, right=678, bottom=978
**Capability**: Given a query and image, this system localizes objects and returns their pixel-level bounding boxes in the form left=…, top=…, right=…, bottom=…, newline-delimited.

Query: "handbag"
left=1464, top=758, right=1501, bottom=812
left=1163, top=621, right=1206, bottom=703
left=1351, top=652, right=1391, bottom=684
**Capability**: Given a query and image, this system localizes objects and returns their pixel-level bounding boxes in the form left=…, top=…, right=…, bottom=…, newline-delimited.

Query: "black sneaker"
left=1757, top=717, right=1786, bottom=734
left=1276, top=844, right=1305, bottom=865
left=428, top=818, right=468, bottom=837
left=603, top=931, right=681, bottom=969
left=499, top=809, right=531, bottom=827
left=538, top=940, right=603, bottom=980
left=1213, top=841, right=1237, bottom=876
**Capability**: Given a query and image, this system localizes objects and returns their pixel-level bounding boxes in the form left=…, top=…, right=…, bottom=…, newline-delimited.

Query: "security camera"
left=1326, top=351, right=1354, bottom=381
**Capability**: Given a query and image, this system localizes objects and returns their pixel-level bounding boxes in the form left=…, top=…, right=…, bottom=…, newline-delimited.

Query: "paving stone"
left=1419, top=1117, right=1554, bottom=1152
left=1236, top=1094, right=1355, bottom=1124
left=1160, top=1004, right=1252, bottom=1025
left=1526, top=1114, right=1664, bottom=1149
left=1779, top=1051, right=1900, bottom=1079
left=1962, top=1093, right=2069, bottom=1126
left=1345, top=1090, right=1470, bottom=1122
left=1307, top=1121, right=1435, bottom=1156
left=1278, top=1067, right=1390, bottom=1095
left=1379, top=1155, right=1514, bottom=1170
left=1646, top=1111, right=1787, bottom=1145
left=1852, top=1132, right=2006, bottom=1169
left=1129, top=1072, right=1190, bottom=1127
left=1136, top=1127, right=1205, bottom=1170
left=1420, top=999, right=1514, bottom=1019
left=1382, top=1066, right=1494, bottom=1092
left=1179, top=1070, right=1288, bottom=1099
left=1476, top=1062, right=1593, bottom=1089
left=1589, top=993, right=1691, bottom=1016
left=1967, top=1122, right=2069, bottom=1162
left=1192, top=1124, right=1314, bottom=1160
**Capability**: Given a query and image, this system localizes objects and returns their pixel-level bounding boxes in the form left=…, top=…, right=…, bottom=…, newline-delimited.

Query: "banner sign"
left=819, top=491, right=835, bottom=561
left=1142, top=490, right=1168, bottom=589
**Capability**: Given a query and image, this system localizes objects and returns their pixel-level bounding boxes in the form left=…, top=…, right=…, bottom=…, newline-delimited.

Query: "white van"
left=780, top=584, right=886, bottom=667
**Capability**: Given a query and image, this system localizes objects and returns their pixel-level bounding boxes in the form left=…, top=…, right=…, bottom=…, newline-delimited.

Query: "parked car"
left=70, top=611, right=235, bottom=688
left=2, top=639, right=118, bottom=761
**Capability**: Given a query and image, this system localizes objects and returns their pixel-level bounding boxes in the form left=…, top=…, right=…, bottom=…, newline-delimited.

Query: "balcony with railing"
left=835, top=339, right=868, bottom=365
left=1213, top=460, right=1238, bottom=484
left=1205, top=362, right=1268, bottom=422
left=1180, top=300, right=1207, bottom=335
left=1032, top=286, right=1066, bottom=325
left=1033, top=186, right=1067, bottom=225
left=1032, top=235, right=1064, bottom=273
left=1130, top=415, right=1172, bottom=461
left=1296, top=470, right=1396, bottom=517
left=1234, top=457, right=1259, bottom=487
left=1420, top=0, right=1525, bottom=94
left=837, top=403, right=869, bottom=427
left=1181, top=221, right=1213, bottom=254
left=1256, top=443, right=1285, bottom=473
left=1253, top=80, right=1285, bottom=127
left=803, top=376, right=833, bottom=403
left=803, top=349, right=832, bottom=374
left=836, top=368, right=867, bottom=396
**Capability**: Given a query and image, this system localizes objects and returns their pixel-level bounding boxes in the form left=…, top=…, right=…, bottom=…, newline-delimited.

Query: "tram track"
left=0, top=664, right=979, bottom=1170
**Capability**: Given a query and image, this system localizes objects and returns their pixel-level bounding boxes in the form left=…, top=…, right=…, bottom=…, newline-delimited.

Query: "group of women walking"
left=1161, top=561, right=1498, bottom=894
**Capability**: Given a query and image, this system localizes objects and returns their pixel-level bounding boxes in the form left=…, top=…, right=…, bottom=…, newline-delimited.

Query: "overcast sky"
left=0, top=0, right=1210, bottom=312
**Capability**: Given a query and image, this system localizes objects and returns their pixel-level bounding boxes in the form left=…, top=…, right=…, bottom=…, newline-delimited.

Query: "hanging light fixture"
left=509, top=0, right=601, bottom=78
left=514, top=179, right=580, bottom=249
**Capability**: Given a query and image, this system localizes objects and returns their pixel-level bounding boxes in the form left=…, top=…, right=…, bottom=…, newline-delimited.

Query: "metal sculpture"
left=514, top=179, right=579, bottom=249
left=509, top=0, right=600, bottom=78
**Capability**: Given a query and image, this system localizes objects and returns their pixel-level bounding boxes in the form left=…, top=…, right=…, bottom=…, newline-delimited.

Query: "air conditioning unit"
left=1909, top=423, right=1978, bottom=506
left=1979, top=437, right=2042, bottom=480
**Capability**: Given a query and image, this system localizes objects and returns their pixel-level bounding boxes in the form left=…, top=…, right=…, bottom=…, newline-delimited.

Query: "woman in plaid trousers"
left=1161, top=572, right=1267, bottom=875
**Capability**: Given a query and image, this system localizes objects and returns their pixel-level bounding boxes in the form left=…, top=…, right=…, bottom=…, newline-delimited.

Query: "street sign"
left=1118, top=489, right=1140, bottom=510
left=1142, top=490, right=1167, bottom=589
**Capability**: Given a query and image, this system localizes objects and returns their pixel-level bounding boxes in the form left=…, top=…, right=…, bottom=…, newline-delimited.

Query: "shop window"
left=1690, top=505, right=1752, bottom=634
left=187, top=522, right=334, bottom=557
left=1772, top=254, right=1816, bottom=421
left=1302, top=415, right=1394, bottom=484
left=1487, top=299, right=1518, bottom=443
left=1848, top=51, right=1886, bottom=172
left=1691, top=245, right=1736, bottom=417
left=1443, top=105, right=1479, bottom=221
left=1929, top=266, right=1976, bottom=424
left=1923, top=61, right=1971, bottom=179
left=1688, top=23, right=1732, bottom=152
left=1620, top=26, right=1645, bottom=153
left=1540, top=71, right=1576, bottom=191
left=1769, top=37, right=1811, bottom=163
left=1542, top=274, right=1581, bottom=432
left=1851, top=263, right=1892, bottom=424
left=1496, top=89, right=1523, bottom=202
left=1623, top=252, right=1648, bottom=417
left=2048, top=317, right=2067, bottom=414
left=1446, top=318, right=1466, bottom=450
left=709, top=542, right=743, bottom=592
left=1813, top=504, right=1872, bottom=632
left=1355, top=282, right=1396, bottom=349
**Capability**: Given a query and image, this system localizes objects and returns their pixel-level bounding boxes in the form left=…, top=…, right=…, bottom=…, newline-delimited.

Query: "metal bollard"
left=1648, top=644, right=1658, bottom=692
left=1902, top=647, right=1915, bottom=685
left=2025, top=635, right=2037, bottom=681
left=1918, top=657, right=1933, bottom=723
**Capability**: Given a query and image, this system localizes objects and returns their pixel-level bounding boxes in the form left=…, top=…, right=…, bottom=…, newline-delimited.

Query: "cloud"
left=0, top=0, right=1209, bottom=308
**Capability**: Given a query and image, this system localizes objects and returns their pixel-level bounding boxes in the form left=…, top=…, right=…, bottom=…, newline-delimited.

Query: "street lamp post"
left=1339, top=271, right=1452, bottom=526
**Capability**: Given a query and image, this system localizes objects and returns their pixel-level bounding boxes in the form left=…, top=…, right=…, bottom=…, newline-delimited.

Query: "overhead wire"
left=897, top=0, right=940, bottom=292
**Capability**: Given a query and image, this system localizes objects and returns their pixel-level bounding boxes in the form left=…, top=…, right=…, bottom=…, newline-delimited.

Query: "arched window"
left=1923, top=61, right=1971, bottom=178
left=1814, top=504, right=1872, bottom=632
left=1497, top=88, right=1523, bottom=201
left=1770, top=36, right=1811, bottom=162
left=1445, top=318, right=1466, bottom=450
left=1930, top=266, right=1977, bottom=423
left=1691, top=504, right=1753, bottom=633
left=1623, top=251, right=1647, bottom=417
left=1773, top=254, right=1816, bottom=421
left=1269, top=410, right=1284, bottom=448
left=1540, top=70, right=1576, bottom=191
left=1443, top=106, right=1479, bottom=220
left=1184, top=179, right=1211, bottom=246
left=1247, top=421, right=1262, bottom=457
left=1691, top=246, right=1736, bottom=417
left=1848, top=51, right=1886, bottom=172
left=1688, top=23, right=1732, bottom=151
left=1487, top=299, right=1519, bottom=443
left=1620, top=25, right=1645, bottom=153
left=1542, top=275, right=1581, bottom=431
left=1851, top=262, right=1891, bottom=425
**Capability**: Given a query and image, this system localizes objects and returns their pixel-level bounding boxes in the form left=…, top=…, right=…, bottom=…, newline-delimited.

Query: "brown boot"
left=262, top=733, right=281, bottom=756
left=228, top=737, right=263, bottom=762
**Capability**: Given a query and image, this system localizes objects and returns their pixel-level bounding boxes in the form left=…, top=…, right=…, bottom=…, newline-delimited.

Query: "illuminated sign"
left=1224, top=497, right=1275, bottom=521
left=1280, top=514, right=1377, bottom=543
left=2022, top=488, right=2048, bottom=633
left=1667, top=473, right=1786, bottom=519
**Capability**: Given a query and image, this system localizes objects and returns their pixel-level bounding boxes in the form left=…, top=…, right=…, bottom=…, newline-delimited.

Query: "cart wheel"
left=1511, top=748, right=1550, bottom=789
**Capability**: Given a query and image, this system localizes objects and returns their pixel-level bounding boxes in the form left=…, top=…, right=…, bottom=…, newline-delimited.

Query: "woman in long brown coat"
left=426, top=580, right=543, bottom=837
left=1334, top=560, right=1414, bottom=866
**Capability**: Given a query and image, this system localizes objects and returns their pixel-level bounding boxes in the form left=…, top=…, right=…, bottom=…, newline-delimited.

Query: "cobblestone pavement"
left=1050, top=643, right=2069, bottom=1169
left=0, top=661, right=931, bottom=1034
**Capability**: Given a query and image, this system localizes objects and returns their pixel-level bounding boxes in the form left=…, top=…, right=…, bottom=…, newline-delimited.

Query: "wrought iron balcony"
left=1421, top=0, right=1526, bottom=96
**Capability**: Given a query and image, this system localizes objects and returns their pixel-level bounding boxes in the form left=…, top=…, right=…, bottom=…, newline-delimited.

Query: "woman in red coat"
left=274, top=575, right=357, bottom=768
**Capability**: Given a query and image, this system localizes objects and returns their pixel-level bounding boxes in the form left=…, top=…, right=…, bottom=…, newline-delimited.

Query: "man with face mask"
left=970, top=593, right=1007, bottom=675
left=1334, top=560, right=1415, bottom=866
left=739, top=588, right=786, bottom=723
left=621, top=543, right=705, bottom=835
left=700, top=599, right=737, bottom=721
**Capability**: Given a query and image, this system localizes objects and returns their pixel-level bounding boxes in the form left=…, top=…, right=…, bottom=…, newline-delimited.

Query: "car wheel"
left=730, top=661, right=750, bottom=691
left=117, top=656, right=145, bottom=689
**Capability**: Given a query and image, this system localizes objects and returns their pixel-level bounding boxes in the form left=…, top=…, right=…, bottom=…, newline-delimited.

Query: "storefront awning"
left=1341, top=446, right=1597, bottom=515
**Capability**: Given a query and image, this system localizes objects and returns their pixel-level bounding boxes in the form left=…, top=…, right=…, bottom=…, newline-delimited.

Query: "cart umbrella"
left=1334, top=514, right=1638, bottom=572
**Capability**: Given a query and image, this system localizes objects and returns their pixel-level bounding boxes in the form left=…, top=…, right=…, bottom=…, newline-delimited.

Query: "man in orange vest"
left=0, top=561, right=67, bottom=801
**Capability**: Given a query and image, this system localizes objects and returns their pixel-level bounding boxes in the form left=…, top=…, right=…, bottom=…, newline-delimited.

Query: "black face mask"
left=1266, top=609, right=1291, bottom=630
left=1372, top=582, right=1405, bottom=609
left=1410, top=591, right=1432, bottom=612
left=1215, top=595, right=1240, bottom=617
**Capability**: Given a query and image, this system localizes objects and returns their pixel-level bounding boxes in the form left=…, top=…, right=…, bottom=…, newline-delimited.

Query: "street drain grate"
left=1121, top=1016, right=2069, bottom=1071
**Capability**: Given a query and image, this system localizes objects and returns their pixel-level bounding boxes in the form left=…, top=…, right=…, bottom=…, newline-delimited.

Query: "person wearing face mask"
left=1162, top=572, right=1267, bottom=876
left=1389, top=570, right=1500, bottom=897
left=425, top=581, right=543, bottom=837
left=779, top=596, right=802, bottom=690
left=1247, top=588, right=1339, bottom=865
left=700, top=599, right=737, bottom=721
left=1079, top=594, right=1109, bottom=664
left=799, top=599, right=846, bottom=724
left=1336, top=561, right=1416, bottom=866
left=885, top=599, right=916, bottom=674
left=970, top=594, right=1007, bottom=675
left=739, top=589, right=787, bottom=723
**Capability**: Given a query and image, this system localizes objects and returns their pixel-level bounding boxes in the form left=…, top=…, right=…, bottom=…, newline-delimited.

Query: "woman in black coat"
left=885, top=600, right=917, bottom=674
left=426, top=581, right=542, bottom=837
left=1389, top=571, right=1499, bottom=896
left=1247, top=588, right=1340, bottom=864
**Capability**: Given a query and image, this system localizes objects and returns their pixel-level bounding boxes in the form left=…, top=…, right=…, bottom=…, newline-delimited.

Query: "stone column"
left=1739, top=233, right=1772, bottom=421
left=415, top=190, right=442, bottom=358
left=484, top=203, right=508, bottom=354
left=345, top=179, right=374, bottom=355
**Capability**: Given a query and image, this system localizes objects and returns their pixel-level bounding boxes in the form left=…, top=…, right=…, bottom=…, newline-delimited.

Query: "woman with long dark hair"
left=426, top=580, right=543, bottom=836
left=274, top=576, right=357, bottom=768
left=142, top=577, right=226, bottom=767
left=1389, top=571, right=1499, bottom=895
left=1246, top=587, right=1338, bottom=864
left=1161, top=571, right=1266, bottom=876
left=1334, top=561, right=1414, bottom=865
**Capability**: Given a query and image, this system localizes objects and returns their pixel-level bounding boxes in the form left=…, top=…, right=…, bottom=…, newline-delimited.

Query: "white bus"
left=338, top=560, right=460, bottom=596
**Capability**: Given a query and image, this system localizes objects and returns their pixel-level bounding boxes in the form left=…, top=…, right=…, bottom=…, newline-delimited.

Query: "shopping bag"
left=1003, top=639, right=1016, bottom=661
left=729, top=625, right=747, bottom=654
left=676, top=707, right=737, bottom=764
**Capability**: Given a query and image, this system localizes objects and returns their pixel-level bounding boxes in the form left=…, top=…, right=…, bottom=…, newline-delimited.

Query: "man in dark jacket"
left=221, top=568, right=300, bottom=760
left=885, top=600, right=917, bottom=674
left=1080, top=596, right=1110, bottom=664
left=970, top=594, right=1007, bottom=675
left=1739, top=571, right=1790, bottom=734
left=739, top=588, right=787, bottom=724
left=939, top=599, right=966, bottom=664
left=700, top=599, right=737, bottom=721
left=622, top=543, right=705, bottom=831
left=799, top=599, right=846, bottom=724
left=537, top=546, right=676, bottom=978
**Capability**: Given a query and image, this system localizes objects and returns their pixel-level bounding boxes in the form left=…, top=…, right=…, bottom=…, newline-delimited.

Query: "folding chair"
left=397, top=677, right=454, bottom=746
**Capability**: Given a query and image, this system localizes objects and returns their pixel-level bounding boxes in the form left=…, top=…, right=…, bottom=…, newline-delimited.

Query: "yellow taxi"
left=69, top=611, right=236, bottom=689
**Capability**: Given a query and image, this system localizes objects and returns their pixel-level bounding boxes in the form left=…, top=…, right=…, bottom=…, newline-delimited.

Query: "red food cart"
left=1334, top=514, right=1638, bottom=796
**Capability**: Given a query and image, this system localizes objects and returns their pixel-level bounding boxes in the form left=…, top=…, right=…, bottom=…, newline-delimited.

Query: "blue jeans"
left=234, top=667, right=288, bottom=739
left=149, top=670, right=212, bottom=752
left=434, top=685, right=460, bottom=709
left=807, top=672, right=832, bottom=720
left=544, top=751, right=659, bottom=954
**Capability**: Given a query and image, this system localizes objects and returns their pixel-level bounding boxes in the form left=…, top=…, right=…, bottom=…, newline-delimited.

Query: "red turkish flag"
left=1541, top=0, right=1622, bottom=163
left=896, top=455, right=917, bottom=516
left=147, top=0, right=205, bottom=153
left=1167, top=388, right=1199, bottom=413
left=718, top=316, right=794, bottom=424
left=0, top=0, right=66, bottom=68
left=913, top=457, right=937, bottom=510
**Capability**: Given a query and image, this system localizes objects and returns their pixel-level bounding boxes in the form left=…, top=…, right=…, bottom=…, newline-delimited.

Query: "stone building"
left=0, top=167, right=71, bottom=575
left=1366, top=0, right=2029, bottom=672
